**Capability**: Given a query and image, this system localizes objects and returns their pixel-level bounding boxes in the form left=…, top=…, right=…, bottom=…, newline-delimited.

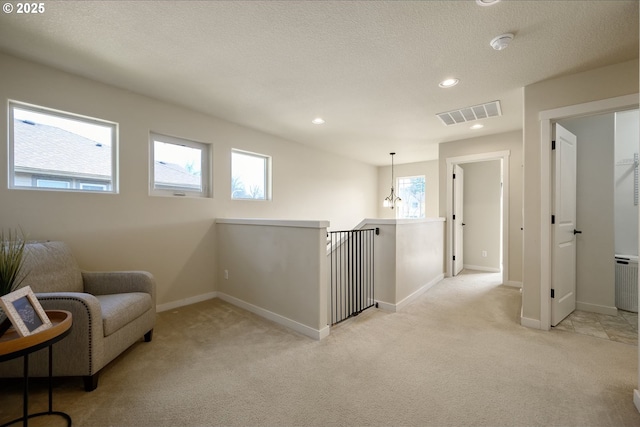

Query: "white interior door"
left=551, top=124, right=578, bottom=326
left=453, top=164, right=464, bottom=276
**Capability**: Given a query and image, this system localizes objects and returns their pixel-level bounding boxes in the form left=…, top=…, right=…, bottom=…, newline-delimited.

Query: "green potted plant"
left=0, top=229, right=28, bottom=335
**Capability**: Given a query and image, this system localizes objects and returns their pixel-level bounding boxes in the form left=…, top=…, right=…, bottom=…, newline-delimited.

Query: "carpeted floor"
left=1, top=270, right=639, bottom=426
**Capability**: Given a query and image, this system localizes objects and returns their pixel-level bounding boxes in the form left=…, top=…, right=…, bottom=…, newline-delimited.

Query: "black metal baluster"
left=328, top=229, right=376, bottom=325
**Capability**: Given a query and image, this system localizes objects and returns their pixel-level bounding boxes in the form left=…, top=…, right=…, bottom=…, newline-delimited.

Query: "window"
left=231, top=149, right=270, bottom=200
left=397, top=175, right=425, bottom=219
left=79, top=182, right=109, bottom=192
left=35, top=178, right=71, bottom=189
left=150, top=133, right=211, bottom=198
left=9, top=101, right=117, bottom=193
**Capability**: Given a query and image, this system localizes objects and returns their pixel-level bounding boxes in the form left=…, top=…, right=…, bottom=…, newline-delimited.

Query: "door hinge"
left=551, top=289, right=555, bottom=298
left=552, top=140, right=556, bottom=150
left=453, top=214, right=456, bottom=220
left=551, top=215, right=555, bottom=224
left=453, top=173, right=456, bottom=179
left=453, top=255, right=456, bottom=261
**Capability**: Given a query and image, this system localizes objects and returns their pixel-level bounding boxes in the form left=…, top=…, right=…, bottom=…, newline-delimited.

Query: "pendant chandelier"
left=383, top=152, right=401, bottom=209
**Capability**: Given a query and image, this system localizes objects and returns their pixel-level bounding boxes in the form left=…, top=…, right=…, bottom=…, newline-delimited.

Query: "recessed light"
left=439, top=78, right=459, bottom=88
left=312, top=117, right=325, bottom=125
left=470, top=124, right=484, bottom=130
left=476, top=0, right=500, bottom=6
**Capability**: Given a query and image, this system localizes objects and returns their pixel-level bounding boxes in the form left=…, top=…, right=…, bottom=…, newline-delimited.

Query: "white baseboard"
left=463, top=264, right=501, bottom=273
left=520, top=311, right=542, bottom=329
left=156, top=292, right=218, bottom=312
left=504, top=281, right=523, bottom=288
left=217, top=292, right=329, bottom=340
left=634, top=389, right=640, bottom=414
left=576, top=301, right=618, bottom=316
left=375, top=300, right=396, bottom=312
left=377, top=274, right=445, bottom=312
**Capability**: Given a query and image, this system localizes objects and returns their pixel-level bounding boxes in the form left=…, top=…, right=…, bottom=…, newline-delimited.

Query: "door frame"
left=539, top=93, right=638, bottom=331
left=446, top=150, right=510, bottom=286
left=453, top=164, right=465, bottom=276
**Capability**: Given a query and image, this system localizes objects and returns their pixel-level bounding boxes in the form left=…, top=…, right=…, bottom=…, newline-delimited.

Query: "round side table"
left=0, top=310, right=73, bottom=427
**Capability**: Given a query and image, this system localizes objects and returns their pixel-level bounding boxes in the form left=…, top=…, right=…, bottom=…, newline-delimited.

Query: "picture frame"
left=0, top=286, right=52, bottom=337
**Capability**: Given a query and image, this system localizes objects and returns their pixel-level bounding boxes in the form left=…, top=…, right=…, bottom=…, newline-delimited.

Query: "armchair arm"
left=82, top=271, right=156, bottom=304
left=34, top=292, right=105, bottom=376
left=36, top=291, right=103, bottom=322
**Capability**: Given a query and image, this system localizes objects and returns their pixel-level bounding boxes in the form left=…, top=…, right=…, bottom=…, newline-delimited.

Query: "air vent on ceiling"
left=436, top=100, right=502, bottom=126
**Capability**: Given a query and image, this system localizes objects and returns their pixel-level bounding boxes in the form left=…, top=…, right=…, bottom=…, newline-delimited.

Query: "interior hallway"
left=1, top=270, right=638, bottom=426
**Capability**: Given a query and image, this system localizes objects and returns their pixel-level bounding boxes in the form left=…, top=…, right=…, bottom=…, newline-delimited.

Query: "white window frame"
left=396, top=175, right=426, bottom=219
left=149, top=132, right=212, bottom=198
left=231, top=149, right=272, bottom=201
left=8, top=100, right=118, bottom=193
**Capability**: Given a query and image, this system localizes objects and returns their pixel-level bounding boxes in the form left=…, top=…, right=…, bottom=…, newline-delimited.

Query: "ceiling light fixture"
left=439, top=78, right=459, bottom=88
left=312, top=117, right=325, bottom=125
left=470, top=124, right=484, bottom=130
left=383, top=152, right=402, bottom=210
left=490, top=33, right=514, bottom=51
left=476, top=0, right=501, bottom=6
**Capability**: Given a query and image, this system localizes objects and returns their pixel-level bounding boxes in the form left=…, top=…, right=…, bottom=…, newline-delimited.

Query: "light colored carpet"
left=1, top=270, right=639, bottom=426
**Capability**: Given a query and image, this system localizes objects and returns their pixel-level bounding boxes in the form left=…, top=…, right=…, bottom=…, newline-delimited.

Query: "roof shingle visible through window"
left=154, top=160, right=201, bottom=188
left=14, top=119, right=111, bottom=178
left=14, top=119, right=202, bottom=188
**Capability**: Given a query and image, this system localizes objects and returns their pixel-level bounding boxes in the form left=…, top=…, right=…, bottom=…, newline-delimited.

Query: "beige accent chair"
left=0, top=241, right=156, bottom=391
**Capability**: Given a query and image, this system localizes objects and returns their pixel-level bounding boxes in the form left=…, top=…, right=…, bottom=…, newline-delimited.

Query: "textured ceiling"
left=0, top=1, right=637, bottom=165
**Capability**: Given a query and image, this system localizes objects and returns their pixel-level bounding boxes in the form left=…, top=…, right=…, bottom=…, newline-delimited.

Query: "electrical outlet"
left=482, top=250, right=487, bottom=258
left=224, top=269, right=229, bottom=280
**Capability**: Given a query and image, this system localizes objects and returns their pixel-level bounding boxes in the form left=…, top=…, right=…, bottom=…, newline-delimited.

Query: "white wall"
left=361, top=218, right=445, bottom=311
left=438, top=130, right=523, bottom=283
left=614, top=109, right=640, bottom=257
left=215, top=219, right=328, bottom=339
left=0, top=52, right=378, bottom=308
left=369, top=223, right=397, bottom=305
left=560, top=113, right=616, bottom=314
left=521, top=58, right=638, bottom=323
left=461, top=161, right=501, bottom=272
left=394, top=219, right=445, bottom=306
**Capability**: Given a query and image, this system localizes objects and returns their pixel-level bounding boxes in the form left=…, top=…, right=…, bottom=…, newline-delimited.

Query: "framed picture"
left=0, top=286, right=52, bottom=337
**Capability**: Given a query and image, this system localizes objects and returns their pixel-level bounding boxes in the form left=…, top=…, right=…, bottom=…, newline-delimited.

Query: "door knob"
left=573, top=229, right=583, bottom=235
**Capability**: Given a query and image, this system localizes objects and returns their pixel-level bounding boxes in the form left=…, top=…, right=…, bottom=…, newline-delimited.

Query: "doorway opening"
left=553, top=110, right=640, bottom=325
left=445, top=150, right=510, bottom=286
left=539, top=93, right=639, bottom=331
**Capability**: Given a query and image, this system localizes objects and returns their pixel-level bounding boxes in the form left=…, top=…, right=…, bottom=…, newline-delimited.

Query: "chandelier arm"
left=384, top=152, right=401, bottom=209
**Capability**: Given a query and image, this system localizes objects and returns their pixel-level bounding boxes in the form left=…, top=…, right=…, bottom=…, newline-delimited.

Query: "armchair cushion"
left=97, top=292, right=152, bottom=336
left=20, top=241, right=84, bottom=293
left=82, top=271, right=156, bottom=297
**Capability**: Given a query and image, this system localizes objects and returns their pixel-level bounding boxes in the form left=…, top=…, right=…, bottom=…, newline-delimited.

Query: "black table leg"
left=48, top=345, right=52, bottom=413
left=1, top=345, right=71, bottom=427
left=28, top=344, right=72, bottom=426
left=22, top=354, right=27, bottom=427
